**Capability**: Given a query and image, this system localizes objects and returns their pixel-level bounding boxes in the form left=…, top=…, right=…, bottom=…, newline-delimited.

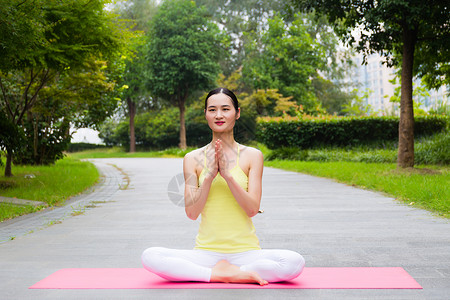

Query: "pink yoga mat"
left=29, top=267, right=422, bottom=289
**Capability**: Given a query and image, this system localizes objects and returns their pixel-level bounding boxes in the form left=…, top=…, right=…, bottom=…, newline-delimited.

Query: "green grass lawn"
left=0, top=203, right=42, bottom=223
left=265, top=160, right=450, bottom=218
left=0, top=157, right=99, bottom=222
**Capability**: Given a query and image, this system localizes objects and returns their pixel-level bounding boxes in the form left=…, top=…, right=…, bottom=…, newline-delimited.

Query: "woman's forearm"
left=223, top=175, right=260, bottom=217
left=184, top=175, right=214, bottom=220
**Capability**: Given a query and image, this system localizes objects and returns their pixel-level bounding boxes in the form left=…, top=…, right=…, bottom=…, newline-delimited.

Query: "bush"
left=266, top=147, right=309, bottom=161
left=264, top=131, right=449, bottom=165
left=98, top=103, right=259, bottom=149
left=257, top=115, right=449, bottom=149
left=14, top=119, right=70, bottom=165
left=98, top=119, right=129, bottom=147
left=185, top=106, right=211, bottom=147
left=99, top=108, right=180, bottom=150
left=136, top=109, right=180, bottom=149
left=415, top=132, right=450, bottom=165
left=266, top=147, right=397, bottom=163
left=67, top=143, right=108, bottom=152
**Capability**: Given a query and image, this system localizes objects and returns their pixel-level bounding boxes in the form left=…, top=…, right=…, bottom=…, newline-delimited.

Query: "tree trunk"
left=127, top=97, right=136, bottom=153
left=5, top=150, right=12, bottom=177
left=32, top=113, right=38, bottom=163
left=178, top=98, right=187, bottom=150
left=397, top=25, right=417, bottom=168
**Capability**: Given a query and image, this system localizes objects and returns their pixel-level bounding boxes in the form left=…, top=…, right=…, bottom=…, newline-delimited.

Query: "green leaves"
left=256, top=115, right=449, bottom=149
left=291, top=0, right=450, bottom=88
left=242, top=13, right=328, bottom=111
left=146, top=0, right=223, bottom=102
left=0, top=0, right=134, bottom=169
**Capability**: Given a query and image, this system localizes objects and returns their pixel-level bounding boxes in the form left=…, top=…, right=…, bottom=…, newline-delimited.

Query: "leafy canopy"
left=146, top=0, right=223, bottom=102
left=291, top=0, right=450, bottom=88
left=0, top=0, right=129, bottom=73
left=242, top=13, right=328, bottom=111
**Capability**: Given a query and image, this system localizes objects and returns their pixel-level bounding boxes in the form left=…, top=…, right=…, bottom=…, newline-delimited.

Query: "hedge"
left=256, top=115, right=449, bottom=149
left=67, top=142, right=108, bottom=152
left=98, top=105, right=257, bottom=149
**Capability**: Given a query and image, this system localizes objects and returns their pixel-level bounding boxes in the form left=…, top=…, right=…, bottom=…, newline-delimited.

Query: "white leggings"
left=141, top=247, right=305, bottom=283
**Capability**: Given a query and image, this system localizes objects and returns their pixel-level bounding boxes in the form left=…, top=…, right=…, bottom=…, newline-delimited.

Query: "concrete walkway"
left=0, top=158, right=449, bottom=299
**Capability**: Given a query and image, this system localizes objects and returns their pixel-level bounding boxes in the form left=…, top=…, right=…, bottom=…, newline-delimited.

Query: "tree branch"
left=15, top=0, right=29, bottom=8
left=0, top=77, right=15, bottom=119
left=15, top=68, right=39, bottom=123
left=20, top=68, right=39, bottom=107
left=28, top=69, right=51, bottom=108
left=17, top=69, right=51, bottom=123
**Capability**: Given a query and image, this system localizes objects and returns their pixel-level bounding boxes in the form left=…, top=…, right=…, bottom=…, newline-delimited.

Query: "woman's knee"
left=283, top=250, right=305, bottom=280
left=141, top=247, right=166, bottom=270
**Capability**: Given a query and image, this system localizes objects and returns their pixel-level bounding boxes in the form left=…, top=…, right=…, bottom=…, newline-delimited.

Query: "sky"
left=70, top=128, right=103, bottom=144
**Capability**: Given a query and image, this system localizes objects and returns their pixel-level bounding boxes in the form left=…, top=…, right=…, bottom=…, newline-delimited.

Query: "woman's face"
left=204, top=93, right=240, bottom=133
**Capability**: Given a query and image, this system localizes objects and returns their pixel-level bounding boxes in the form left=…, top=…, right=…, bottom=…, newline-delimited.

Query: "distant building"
left=352, top=53, right=448, bottom=115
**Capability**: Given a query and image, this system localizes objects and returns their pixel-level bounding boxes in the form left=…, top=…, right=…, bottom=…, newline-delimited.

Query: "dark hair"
left=204, top=87, right=239, bottom=111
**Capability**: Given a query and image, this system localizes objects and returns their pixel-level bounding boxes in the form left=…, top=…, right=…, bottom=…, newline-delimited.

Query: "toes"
left=258, top=278, right=268, bottom=285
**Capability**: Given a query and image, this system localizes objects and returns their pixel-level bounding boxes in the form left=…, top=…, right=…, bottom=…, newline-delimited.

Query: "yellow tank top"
left=194, top=144, right=260, bottom=253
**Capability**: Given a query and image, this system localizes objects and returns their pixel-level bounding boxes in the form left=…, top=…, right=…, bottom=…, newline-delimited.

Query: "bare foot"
left=211, top=260, right=268, bottom=286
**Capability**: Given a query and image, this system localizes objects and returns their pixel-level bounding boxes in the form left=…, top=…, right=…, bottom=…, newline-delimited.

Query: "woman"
left=142, top=88, right=305, bottom=285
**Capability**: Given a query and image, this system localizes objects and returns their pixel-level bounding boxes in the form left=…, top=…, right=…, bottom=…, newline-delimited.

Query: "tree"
left=195, top=0, right=290, bottom=75
left=0, top=113, right=25, bottom=176
left=113, top=0, right=158, bottom=152
left=242, top=14, right=328, bottom=112
left=12, top=56, right=126, bottom=165
left=312, top=77, right=354, bottom=115
left=291, top=0, right=450, bottom=168
left=196, top=1, right=356, bottom=114
left=146, top=0, right=223, bottom=149
left=0, top=0, right=131, bottom=176
left=342, top=89, right=373, bottom=116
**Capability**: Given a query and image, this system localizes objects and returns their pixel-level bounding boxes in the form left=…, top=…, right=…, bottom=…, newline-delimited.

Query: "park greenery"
left=1, top=1, right=449, bottom=220
left=0, top=157, right=99, bottom=222
left=0, top=0, right=135, bottom=177
left=291, top=0, right=450, bottom=168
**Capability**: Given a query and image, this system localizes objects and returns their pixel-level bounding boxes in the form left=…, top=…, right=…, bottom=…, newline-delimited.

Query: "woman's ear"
left=236, top=107, right=240, bottom=120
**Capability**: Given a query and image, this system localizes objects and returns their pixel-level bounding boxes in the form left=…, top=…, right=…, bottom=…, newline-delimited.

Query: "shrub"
left=266, top=147, right=397, bottom=163
left=98, top=103, right=259, bottom=149
left=185, top=106, right=211, bottom=147
left=415, top=132, right=450, bottom=165
left=266, top=147, right=309, bottom=161
left=67, top=143, right=108, bottom=152
left=264, top=131, right=449, bottom=165
left=256, top=115, right=449, bottom=149
left=98, top=119, right=129, bottom=147
left=134, top=108, right=180, bottom=149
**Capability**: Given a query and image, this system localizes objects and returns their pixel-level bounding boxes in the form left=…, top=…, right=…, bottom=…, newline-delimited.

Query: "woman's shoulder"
left=239, top=144, right=262, bottom=154
left=184, top=145, right=207, bottom=161
left=239, top=144, right=263, bottom=161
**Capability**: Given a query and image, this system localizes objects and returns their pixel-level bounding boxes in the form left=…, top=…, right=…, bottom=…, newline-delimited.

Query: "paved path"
left=0, top=161, right=126, bottom=243
left=0, top=158, right=449, bottom=299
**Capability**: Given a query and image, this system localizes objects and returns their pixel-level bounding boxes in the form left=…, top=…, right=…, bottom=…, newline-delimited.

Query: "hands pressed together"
left=205, top=139, right=232, bottom=180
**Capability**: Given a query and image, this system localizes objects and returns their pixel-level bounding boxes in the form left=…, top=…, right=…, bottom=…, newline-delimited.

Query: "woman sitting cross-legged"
left=142, top=87, right=305, bottom=285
